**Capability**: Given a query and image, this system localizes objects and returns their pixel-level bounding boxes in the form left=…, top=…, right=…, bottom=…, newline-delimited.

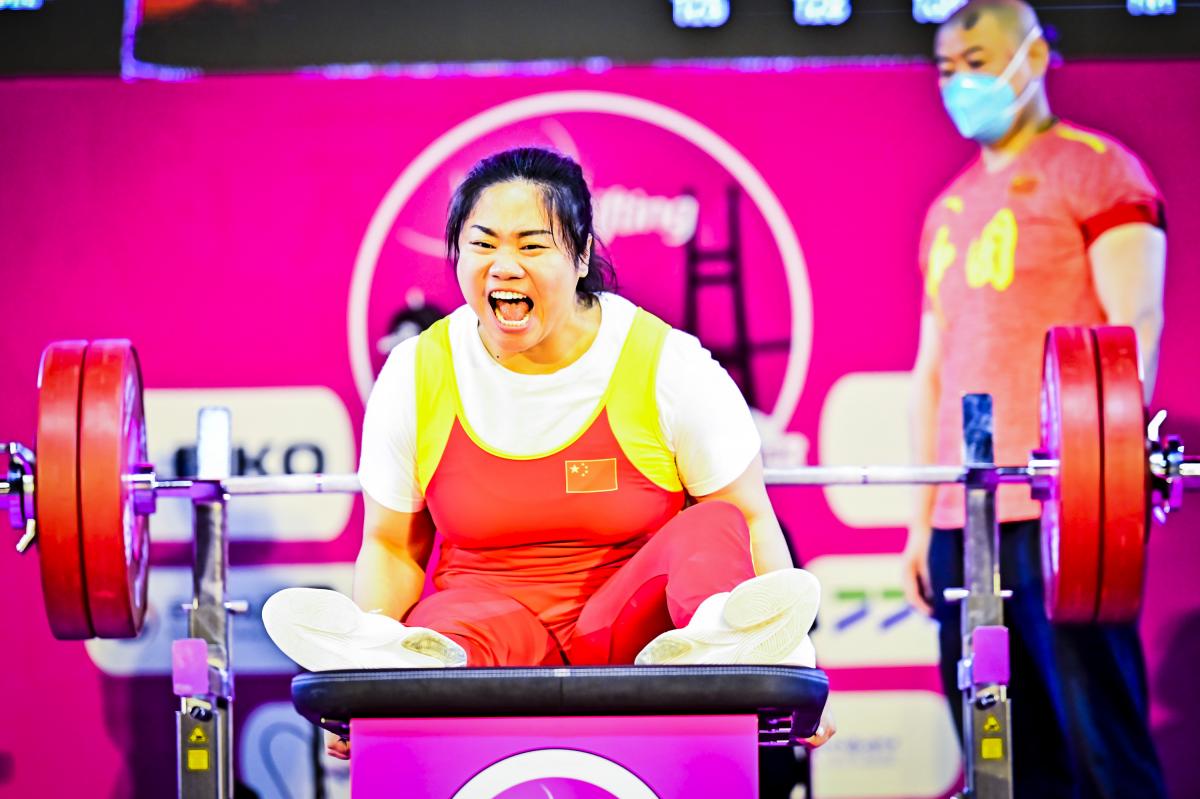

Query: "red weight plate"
left=79, top=340, right=150, bottom=638
left=1093, top=327, right=1149, bottom=623
left=35, top=341, right=95, bottom=640
left=1040, top=327, right=1103, bottom=623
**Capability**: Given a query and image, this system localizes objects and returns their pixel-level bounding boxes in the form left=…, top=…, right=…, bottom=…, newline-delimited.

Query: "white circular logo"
left=348, top=90, right=813, bottom=430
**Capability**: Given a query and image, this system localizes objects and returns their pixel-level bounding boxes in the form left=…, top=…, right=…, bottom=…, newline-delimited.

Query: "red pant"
left=406, top=501, right=755, bottom=666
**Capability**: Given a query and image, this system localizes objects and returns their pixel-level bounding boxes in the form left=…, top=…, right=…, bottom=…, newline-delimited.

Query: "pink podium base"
left=350, top=715, right=759, bottom=798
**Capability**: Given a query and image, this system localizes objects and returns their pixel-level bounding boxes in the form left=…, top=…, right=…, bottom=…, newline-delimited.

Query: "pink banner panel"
left=1, top=61, right=1197, bottom=797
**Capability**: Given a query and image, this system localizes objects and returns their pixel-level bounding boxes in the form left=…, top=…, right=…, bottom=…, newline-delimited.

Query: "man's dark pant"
left=930, top=518, right=1167, bottom=798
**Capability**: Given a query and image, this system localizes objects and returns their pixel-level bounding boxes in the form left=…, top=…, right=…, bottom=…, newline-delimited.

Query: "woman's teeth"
left=490, top=291, right=533, bottom=328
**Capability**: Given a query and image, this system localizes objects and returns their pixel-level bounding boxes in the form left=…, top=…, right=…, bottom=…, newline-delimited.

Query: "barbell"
left=3, top=327, right=1196, bottom=640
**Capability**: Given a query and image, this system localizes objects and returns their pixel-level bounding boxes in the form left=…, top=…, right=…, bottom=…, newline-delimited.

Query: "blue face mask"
left=941, top=26, right=1042, bottom=144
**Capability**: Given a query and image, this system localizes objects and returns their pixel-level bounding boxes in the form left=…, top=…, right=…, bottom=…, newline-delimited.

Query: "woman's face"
left=456, top=180, right=587, bottom=362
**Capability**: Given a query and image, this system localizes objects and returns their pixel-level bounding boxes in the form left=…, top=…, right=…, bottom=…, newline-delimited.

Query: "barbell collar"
left=146, top=479, right=221, bottom=502
left=3, top=441, right=36, bottom=534
left=1147, top=437, right=1196, bottom=521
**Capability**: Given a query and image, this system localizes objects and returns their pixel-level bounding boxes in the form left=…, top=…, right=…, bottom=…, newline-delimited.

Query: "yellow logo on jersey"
left=926, top=206, right=1019, bottom=321
left=965, top=208, right=1017, bottom=292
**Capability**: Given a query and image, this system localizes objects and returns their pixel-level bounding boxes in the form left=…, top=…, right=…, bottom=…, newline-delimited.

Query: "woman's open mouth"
left=488, top=290, right=534, bottom=330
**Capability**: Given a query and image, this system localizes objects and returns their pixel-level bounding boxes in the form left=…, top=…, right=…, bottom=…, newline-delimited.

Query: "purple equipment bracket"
left=171, top=638, right=209, bottom=697
left=972, top=625, right=1010, bottom=686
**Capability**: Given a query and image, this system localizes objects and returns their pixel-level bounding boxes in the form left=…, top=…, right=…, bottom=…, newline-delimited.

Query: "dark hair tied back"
left=445, top=147, right=617, bottom=304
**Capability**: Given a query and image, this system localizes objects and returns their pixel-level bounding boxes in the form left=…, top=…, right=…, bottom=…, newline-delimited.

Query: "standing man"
left=900, top=0, right=1168, bottom=795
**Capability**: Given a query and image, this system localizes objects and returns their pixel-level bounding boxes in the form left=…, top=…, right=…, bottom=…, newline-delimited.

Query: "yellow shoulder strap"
left=414, top=309, right=682, bottom=494
left=607, top=309, right=683, bottom=493
left=414, top=318, right=458, bottom=494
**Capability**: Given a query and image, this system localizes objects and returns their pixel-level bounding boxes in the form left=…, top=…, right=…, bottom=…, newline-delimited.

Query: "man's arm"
left=901, top=310, right=943, bottom=615
left=353, top=494, right=436, bottom=619
left=1089, top=222, right=1166, bottom=403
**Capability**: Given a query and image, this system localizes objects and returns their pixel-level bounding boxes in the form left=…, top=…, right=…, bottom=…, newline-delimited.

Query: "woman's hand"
left=326, top=731, right=350, bottom=760
left=802, top=706, right=837, bottom=748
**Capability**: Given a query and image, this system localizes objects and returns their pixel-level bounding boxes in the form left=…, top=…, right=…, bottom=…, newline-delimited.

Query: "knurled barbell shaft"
left=139, top=461, right=1063, bottom=499
left=224, top=474, right=363, bottom=495
left=147, top=473, right=364, bottom=500
left=763, top=461, right=1059, bottom=486
left=16, top=446, right=1197, bottom=508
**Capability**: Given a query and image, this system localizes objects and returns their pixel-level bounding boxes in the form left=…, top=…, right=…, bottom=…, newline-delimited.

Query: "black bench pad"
left=292, top=665, right=829, bottom=740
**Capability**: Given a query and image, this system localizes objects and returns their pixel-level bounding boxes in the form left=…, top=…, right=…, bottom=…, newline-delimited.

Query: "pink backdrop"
left=1, top=62, right=1198, bottom=797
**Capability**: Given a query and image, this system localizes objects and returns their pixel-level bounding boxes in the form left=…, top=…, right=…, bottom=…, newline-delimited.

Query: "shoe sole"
left=721, top=568, right=820, bottom=664
left=635, top=569, right=820, bottom=666
left=723, top=568, right=820, bottom=634
left=262, top=587, right=466, bottom=671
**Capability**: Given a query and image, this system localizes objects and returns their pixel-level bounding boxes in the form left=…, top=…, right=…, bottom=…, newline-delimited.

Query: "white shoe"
left=261, top=587, right=467, bottom=671
left=634, top=569, right=820, bottom=666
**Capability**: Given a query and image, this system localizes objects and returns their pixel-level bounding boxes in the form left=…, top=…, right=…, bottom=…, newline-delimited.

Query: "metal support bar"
left=955, top=394, right=1013, bottom=799
left=3, top=442, right=36, bottom=551
left=177, top=407, right=236, bottom=799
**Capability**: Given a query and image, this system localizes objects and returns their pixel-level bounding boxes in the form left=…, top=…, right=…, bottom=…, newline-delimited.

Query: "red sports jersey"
left=920, top=121, right=1163, bottom=528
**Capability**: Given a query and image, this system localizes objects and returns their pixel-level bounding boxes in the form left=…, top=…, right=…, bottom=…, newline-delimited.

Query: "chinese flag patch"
left=564, top=458, right=618, bottom=493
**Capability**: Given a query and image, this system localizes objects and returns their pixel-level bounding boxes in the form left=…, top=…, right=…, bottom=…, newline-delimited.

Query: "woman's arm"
left=353, top=494, right=437, bottom=619
left=695, top=454, right=836, bottom=748
left=694, top=455, right=794, bottom=574
left=327, top=495, right=435, bottom=760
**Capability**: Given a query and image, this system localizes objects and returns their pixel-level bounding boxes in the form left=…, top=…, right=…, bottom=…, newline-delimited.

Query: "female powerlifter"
left=264, top=147, right=831, bottom=754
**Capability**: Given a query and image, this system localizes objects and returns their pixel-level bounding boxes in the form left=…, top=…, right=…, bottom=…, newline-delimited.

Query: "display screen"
left=128, top=0, right=1198, bottom=72
left=0, top=0, right=1196, bottom=76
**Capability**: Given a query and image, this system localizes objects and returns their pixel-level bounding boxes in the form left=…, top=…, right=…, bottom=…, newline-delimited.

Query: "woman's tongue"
left=496, top=299, right=529, bottom=324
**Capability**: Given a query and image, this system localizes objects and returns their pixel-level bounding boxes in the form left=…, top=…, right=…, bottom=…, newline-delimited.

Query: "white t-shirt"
left=359, top=293, right=761, bottom=513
